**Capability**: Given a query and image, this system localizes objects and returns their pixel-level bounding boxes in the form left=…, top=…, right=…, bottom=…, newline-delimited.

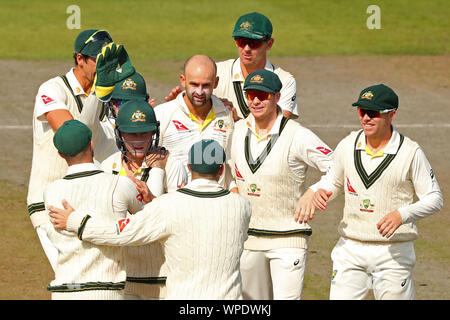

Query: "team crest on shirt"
left=240, top=21, right=252, bottom=31
left=122, top=78, right=137, bottom=90
left=361, top=91, right=374, bottom=100
left=250, top=75, right=264, bottom=84
left=247, top=183, right=261, bottom=197
left=360, top=199, right=375, bottom=213
left=131, top=110, right=146, bottom=122
left=213, top=119, right=227, bottom=133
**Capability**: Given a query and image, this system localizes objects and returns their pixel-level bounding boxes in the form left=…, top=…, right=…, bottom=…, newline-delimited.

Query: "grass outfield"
left=1, top=0, right=449, bottom=62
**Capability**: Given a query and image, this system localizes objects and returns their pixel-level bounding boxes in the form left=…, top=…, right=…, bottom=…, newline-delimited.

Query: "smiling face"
left=236, top=37, right=274, bottom=71
left=247, top=90, right=280, bottom=122
left=358, top=108, right=396, bottom=140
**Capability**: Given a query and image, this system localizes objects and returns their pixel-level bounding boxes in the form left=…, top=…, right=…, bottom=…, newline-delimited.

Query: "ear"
left=180, top=74, right=186, bottom=89
left=266, top=38, right=274, bottom=51
left=274, top=92, right=281, bottom=103
left=214, top=76, right=219, bottom=89
left=218, top=164, right=225, bottom=176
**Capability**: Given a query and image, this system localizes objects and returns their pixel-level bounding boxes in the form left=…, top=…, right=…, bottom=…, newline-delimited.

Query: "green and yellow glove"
left=93, top=42, right=135, bottom=101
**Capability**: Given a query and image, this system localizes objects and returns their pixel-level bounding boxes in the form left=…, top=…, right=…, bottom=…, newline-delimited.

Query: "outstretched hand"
left=129, top=176, right=155, bottom=204
left=48, top=199, right=75, bottom=230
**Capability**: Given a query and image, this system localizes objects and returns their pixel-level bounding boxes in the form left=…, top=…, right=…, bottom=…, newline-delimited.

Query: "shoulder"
left=272, top=64, right=296, bottom=84
left=216, top=59, right=235, bottom=72
left=101, top=152, right=122, bottom=172
left=154, top=99, right=179, bottom=119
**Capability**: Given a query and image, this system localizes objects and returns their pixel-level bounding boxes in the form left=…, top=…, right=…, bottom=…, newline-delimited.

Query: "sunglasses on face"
left=78, top=30, right=112, bottom=54
left=235, top=37, right=268, bottom=49
left=358, top=108, right=393, bottom=118
left=245, top=89, right=271, bottom=101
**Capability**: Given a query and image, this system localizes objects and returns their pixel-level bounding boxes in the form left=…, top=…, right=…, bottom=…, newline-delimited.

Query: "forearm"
left=398, top=190, right=444, bottom=224
left=66, top=208, right=165, bottom=246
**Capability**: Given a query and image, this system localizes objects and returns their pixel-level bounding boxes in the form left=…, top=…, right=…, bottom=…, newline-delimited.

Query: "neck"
left=183, top=93, right=212, bottom=122
left=240, top=58, right=267, bottom=79
left=254, top=108, right=278, bottom=136
left=122, top=156, right=143, bottom=173
left=66, top=158, right=94, bottom=167
left=366, top=126, right=393, bottom=152
left=73, top=66, right=93, bottom=93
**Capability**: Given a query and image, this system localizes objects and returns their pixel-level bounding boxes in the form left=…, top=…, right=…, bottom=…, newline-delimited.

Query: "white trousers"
left=330, top=237, right=416, bottom=300
left=240, top=248, right=307, bottom=300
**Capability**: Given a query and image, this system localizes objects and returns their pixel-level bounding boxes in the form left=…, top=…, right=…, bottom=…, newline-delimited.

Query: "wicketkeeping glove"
left=93, top=42, right=135, bottom=101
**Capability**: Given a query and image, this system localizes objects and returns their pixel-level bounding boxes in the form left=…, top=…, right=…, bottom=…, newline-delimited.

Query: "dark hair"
left=73, top=53, right=91, bottom=66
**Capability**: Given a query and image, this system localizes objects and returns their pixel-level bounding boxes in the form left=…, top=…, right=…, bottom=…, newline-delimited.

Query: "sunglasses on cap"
left=358, top=108, right=394, bottom=118
left=245, top=89, right=272, bottom=101
left=235, top=37, right=268, bottom=49
left=78, top=30, right=112, bottom=54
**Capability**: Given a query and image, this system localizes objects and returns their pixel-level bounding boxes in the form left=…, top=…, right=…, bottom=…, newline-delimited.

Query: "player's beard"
left=186, top=87, right=212, bottom=108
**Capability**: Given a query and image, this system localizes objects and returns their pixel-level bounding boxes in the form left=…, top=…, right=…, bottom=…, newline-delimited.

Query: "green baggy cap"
left=53, top=120, right=92, bottom=156
left=232, top=12, right=273, bottom=40
left=352, top=84, right=399, bottom=111
left=188, top=139, right=226, bottom=174
left=74, top=29, right=113, bottom=58
left=244, top=69, right=282, bottom=94
left=111, top=72, right=149, bottom=101
left=116, top=100, right=158, bottom=133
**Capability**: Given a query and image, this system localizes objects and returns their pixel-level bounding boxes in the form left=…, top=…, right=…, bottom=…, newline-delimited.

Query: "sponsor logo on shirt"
left=235, top=164, right=244, bottom=181
left=316, top=146, right=332, bottom=155
left=116, top=218, right=130, bottom=233
left=41, top=95, right=55, bottom=105
left=346, top=177, right=358, bottom=196
left=172, top=120, right=189, bottom=131
left=136, top=193, right=143, bottom=202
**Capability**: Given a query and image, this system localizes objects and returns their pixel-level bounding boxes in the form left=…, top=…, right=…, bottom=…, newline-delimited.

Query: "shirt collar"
left=66, top=162, right=100, bottom=175
left=246, top=108, right=283, bottom=142
left=66, top=68, right=86, bottom=96
left=176, top=91, right=217, bottom=131
left=232, top=58, right=274, bottom=83
left=355, top=126, right=402, bottom=155
left=184, top=178, right=223, bottom=192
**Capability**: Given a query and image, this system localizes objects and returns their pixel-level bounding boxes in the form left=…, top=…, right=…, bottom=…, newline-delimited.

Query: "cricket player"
left=230, top=69, right=332, bottom=299
left=154, top=55, right=234, bottom=187
left=28, top=29, right=135, bottom=270
left=102, top=100, right=187, bottom=299
left=164, top=13, right=298, bottom=121
left=42, top=120, right=146, bottom=299
left=49, top=139, right=252, bottom=300
left=296, top=84, right=444, bottom=300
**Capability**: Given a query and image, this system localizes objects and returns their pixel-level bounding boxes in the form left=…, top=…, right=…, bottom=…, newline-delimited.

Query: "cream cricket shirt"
left=154, top=91, right=234, bottom=186
left=310, top=128, right=444, bottom=241
left=231, top=110, right=332, bottom=250
left=101, top=152, right=188, bottom=297
left=41, top=162, right=144, bottom=294
left=28, top=68, right=116, bottom=227
left=66, top=178, right=252, bottom=300
left=214, top=58, right=298, bottom=119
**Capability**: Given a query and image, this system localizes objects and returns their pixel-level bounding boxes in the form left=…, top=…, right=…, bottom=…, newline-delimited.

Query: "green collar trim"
left=248, top=228, right=312, bottom=237
left=27, top=202, right=45, bottom=215
left=47, top=281, right=125, bottom=292
left=177, top=188, right=230, bottom=198
left=245, top=116, right=289, bottom=174
left=354, top=130, right=404, bottom=189
left=63, top=170, right=104, bottom=180
left=126, top=276, right=167, bottom=284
